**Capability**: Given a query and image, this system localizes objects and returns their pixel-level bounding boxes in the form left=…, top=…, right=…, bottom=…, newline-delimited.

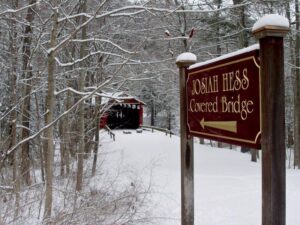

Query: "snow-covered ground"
left=100, top=129, right=300, bottom=225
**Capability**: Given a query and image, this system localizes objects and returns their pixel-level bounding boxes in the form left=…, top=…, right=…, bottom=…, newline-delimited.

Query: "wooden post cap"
left=252, top=14, right=290, bottom=39
left=176, top=52, right=197, bottom=67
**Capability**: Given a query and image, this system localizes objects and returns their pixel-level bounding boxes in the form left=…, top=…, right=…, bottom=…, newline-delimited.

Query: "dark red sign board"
left=186, top=49, right=261, bottom=149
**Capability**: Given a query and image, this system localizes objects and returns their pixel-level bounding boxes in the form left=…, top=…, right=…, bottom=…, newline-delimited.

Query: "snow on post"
left=176, top=52, right=197, bottom=67
left=252, top=14, right=290, bottom=38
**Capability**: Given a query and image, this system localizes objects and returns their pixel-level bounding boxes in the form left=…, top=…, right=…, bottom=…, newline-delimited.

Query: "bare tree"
left=43, top=0, right=59, bottom=218
left=76, top=0, right=87, bottom=192
left=20, top=0, right=37, bottom=186
left=9, top=0, right=20, bottom=217
left=294, top=0, right=300, bottom=168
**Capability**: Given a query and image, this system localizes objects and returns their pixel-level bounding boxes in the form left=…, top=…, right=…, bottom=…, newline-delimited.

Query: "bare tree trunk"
left=232, top=0, right=255, bottom=157
left=285, top=0, right=295, bottom=151
left=92, top=118, right=100, bottom=176
left=232, top=0, right=248, bottom=48
left=92, top=97, right=101, bottom=177
left=76, top=0, right=87, bottom=192
left=34, top=92, right=44, bottom=182
left=10, top=0, right=20, bottom=216
left=167, top=108, right=172, bottom=130
left=64, top=95, right=71, bottom=174
left=59, top=118, right=65, bottom=177
left=43, top=5, right=59, bottom=219
left=92, top=53, right=103, bottom=176
left=43, top=53, right=55, bottom=220
left=294, top=0, right=300, bottom=168
left=59, top=98, right=70, bottom=176
left=241, top=146, right=249, bottom=153
left=217, top=142, right=223, bottom=148
left=20, top=0, right=37, bottom=186
left=173, top=0, right=188, bottom=51
left=216, top=0, right=222, bottom=57
left=65, top=47, right=75, bottom=162
left=199, top=138, right=204, bottom=144
left=151, top=99, right=155, bottom=126
left=251, top=149, right=258, bottom=162
left=20, top=72, right=32, bottom=186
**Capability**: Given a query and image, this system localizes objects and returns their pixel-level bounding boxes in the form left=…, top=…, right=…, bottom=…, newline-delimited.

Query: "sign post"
left=252, top=16, right=289, bottom=225
left=176, top=53, right=197, bottom=225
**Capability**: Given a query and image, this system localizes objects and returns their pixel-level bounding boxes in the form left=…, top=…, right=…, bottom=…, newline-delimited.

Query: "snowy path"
left=100, top=129, right=300, bottom=225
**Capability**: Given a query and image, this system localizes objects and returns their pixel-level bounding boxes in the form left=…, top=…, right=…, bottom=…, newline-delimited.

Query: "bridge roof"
left=101, top=92, right=146, bottom=106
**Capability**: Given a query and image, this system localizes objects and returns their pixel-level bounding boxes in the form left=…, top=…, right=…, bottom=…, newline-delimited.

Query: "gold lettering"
left=234, top=70, right=242, bottom=90
left=189, top=97, right=218, bottom=113
left=222, top=68, right=250, bottom=92
left=192, top=76, right=219, bottom=95
left=229, top=72, right=234, bottom=91
left=213, top=75, right=219, bottom=93
left=192, top=79, right=200, bottom=95
left=208, top=77, right=213, bottom=93
left=222, top=73, right=229, bottom=92
left=201, top=77, right=207, bottom=94
left=242, top=68, right=249, bottom=90
left=190, top=98, right=195, bottom=112
left=222, top=71, right=235, bottom=92
left=221, top=95, right=254, bottom=120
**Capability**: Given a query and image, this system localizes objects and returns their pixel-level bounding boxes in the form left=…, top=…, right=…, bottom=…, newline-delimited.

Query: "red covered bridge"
left=100, top=92, right=145, bottom=129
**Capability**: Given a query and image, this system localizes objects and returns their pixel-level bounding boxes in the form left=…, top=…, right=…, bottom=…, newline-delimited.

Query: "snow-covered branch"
left=0, top=185, right=13, bottom=191
left=71, top=38, right=134, bottom=54
left=54, top=87, right=87, bottom=96
left=47, top=0, right=108, bottom=54
left=2, top=43, right=142, bottom=159
left=111, top=3, right=252, bottom=15
left=57, top=12, right=92, bottom=23
left=104, top=57, right=174, bottom=68
left=54, top=87, right=108, bottom=97
left=57, top=2, right=251, bottom=23
left=150, top=36, right=189, bottom=41
left=54, top=50, right=136, bottom=67
left=0, top=1, right=40, bottom=16
left=4, top=79, right=110, bottom=159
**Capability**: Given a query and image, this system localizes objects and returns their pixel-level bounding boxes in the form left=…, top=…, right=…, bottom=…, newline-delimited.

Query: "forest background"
left=0, top=0, right=299, bottom=224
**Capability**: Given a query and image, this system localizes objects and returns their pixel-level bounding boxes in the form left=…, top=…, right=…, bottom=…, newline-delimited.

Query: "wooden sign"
left=186, top=48, right=261, bottom=148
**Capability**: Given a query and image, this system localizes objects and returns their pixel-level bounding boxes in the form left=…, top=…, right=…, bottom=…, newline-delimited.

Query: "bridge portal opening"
left=100, top=93, right=144, bottom=130
left=107, top=104, right=141, bottom=129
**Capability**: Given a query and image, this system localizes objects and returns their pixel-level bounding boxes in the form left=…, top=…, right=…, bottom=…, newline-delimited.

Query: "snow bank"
left=102, top=130, right=300, bottom=225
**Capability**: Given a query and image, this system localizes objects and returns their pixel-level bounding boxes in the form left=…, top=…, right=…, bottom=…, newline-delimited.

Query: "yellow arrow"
left=200, top=118, right=237, bottom=133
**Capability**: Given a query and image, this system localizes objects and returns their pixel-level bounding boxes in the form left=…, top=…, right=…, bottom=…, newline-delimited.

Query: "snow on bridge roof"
left=101, top=92, right=146, bottom=106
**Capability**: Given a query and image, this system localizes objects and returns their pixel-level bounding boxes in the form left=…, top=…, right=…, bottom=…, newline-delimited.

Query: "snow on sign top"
left=189, top=44, right=259, bottom=70
left=176, top=52, right=197, bottom=63
left=252, top=14, right=289, bottom=32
